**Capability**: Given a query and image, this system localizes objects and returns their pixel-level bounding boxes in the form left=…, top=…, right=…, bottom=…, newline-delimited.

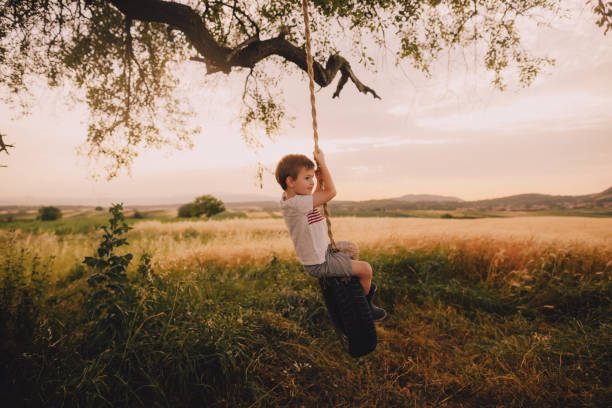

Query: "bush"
left=178, top=203, right=198, bottom=218
left=178, top=195, right=225, bottom=218
left=37, top=206, right=62, bottom=221
left=83, top=203, right=134, bottom=349
left=95, top=206, right=104, bottom=211
left=194, top=195, right=225, bottom=217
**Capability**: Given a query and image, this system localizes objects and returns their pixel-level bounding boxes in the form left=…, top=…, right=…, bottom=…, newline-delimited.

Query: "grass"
left=0, top=211, right=610, bottom=407
left=3, top=215, right=610, bottom=280
left=0, top=214, right=112, bottom=235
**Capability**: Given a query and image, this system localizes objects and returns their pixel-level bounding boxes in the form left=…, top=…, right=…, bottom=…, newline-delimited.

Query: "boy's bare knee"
left=351, top=260, right=372, bottom=280
left=365, top=262, right=372, bottom=279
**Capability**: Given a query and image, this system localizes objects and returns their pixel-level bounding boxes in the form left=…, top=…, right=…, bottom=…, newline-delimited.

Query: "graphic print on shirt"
left=307, top=208, right=324, bottom=225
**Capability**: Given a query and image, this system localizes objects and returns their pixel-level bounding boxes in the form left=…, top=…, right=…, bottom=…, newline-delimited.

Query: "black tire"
left=318, top=277, right=377, bottom=358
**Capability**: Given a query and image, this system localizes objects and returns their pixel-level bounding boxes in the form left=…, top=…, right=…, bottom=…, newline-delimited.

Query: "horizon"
left=1, top=0, right=611, bottom=205
left=1, top=185, right=609, bottom=207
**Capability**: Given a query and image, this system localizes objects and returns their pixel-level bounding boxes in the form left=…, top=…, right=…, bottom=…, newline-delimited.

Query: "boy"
left=276, top=148, right=386, bottom=320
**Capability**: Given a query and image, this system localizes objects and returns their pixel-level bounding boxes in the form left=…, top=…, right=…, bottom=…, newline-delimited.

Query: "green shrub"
left=194, top=195, right=225, bottom=217
left=178, top=195, right=225, bottom=218
left=178, top=202, right=198, bottom=218
left=83, top=203, right=134, bottom=349
left=37, top=206, right=62, bottom=221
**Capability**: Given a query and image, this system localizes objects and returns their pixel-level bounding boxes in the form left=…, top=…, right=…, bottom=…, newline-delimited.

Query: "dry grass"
left=132, top=216, right=612, bottom=266
left=4, top=216, right=611, bottom=277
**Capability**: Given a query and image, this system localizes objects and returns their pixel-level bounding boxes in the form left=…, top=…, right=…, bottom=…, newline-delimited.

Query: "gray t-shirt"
left=280, top=192, right=328, bottom=265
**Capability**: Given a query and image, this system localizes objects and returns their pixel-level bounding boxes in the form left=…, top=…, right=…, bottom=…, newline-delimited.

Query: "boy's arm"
left=312, top=149, right=337, bottom=207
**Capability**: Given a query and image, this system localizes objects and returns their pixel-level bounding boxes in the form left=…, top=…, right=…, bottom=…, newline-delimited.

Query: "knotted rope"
left=301, top=0, right=337, bottom=251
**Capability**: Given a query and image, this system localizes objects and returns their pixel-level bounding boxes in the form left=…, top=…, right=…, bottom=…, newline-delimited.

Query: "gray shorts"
left=303, top=242, right=356, bottom=279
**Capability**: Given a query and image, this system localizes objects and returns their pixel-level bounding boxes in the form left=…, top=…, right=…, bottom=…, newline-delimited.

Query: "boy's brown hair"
left=275, top=154, right=315, bottom=190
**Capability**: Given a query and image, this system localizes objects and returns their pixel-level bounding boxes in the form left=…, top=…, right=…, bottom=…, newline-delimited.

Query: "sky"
left=1, top=1, right=611, bottom=206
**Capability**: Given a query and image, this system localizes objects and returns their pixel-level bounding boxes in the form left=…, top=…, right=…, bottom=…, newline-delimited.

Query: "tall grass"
left=0, top=213, right=610, bottom=406
left=2, top=216, right=610, bottom=278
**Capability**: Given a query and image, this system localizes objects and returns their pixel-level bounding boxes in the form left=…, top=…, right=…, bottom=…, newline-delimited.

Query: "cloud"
left=329, top=136, right=463, bottom=149
left=415, top=93, right=612, bottom=132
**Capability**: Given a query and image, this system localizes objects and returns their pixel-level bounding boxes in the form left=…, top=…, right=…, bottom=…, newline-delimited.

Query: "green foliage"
left=194, top=194, right=225, bottom=217
left=178, top=195, right=225, bottom=218
left=0, top=0, right=576, bottom=178
left=83, top=203, right=134, bottom=347
left=37, top=206, right=62, bottom=221
left=0, top=233, right=50, bottom=352
left=178, top=202, right=198, bottom=218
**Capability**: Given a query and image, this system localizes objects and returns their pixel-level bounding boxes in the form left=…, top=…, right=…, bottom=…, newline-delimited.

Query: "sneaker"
left=366, top=283, right=377, bottom=302
left=369, top=303, right=387, bottom=321
left=366, top=283, right=386, bottom=320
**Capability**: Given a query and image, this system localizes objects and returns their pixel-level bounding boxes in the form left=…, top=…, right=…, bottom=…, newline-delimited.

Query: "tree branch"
left=0, top=133, right=14, bottom=155
left=110, top=0, right=231, bottom=70
left=108, top=0, right=380, bottom=99
left=213, top=0, right=260, bottom=37
left=0, top=132, right=14, bottom=167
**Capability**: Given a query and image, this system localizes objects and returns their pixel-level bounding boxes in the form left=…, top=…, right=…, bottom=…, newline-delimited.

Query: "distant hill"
left=9, top=187, right=597, bottom=213
left=225, top=187, right=612, bottom=213
left=457, top=187, right=612, bottom=211
left=392, top=194, right=463, bottom=202
left=329, top=186, right=612, bottom=213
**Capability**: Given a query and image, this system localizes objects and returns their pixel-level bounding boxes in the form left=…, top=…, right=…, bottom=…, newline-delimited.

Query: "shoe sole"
left=373, top=312, right=387, bottom=321
left=371, top=307, right=387, bottom=321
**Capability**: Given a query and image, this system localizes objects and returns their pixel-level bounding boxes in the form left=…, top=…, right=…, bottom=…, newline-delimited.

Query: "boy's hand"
left=312, top=147, right=336, bottom=206
left=314, top=169, right=323, bottom=189
left=313, top=148, right=326, bottom=166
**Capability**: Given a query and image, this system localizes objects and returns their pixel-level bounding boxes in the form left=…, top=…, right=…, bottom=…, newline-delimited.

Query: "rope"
left=301, top=0, right=337, bottom=251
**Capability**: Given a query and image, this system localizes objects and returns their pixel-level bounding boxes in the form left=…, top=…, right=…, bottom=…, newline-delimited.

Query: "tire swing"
left=301, top=0, right=376, bottom=358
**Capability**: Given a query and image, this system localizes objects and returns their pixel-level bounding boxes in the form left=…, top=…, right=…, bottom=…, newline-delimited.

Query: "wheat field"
left=7, top=216, right=611, bottom=277
left=117, top=215, right=612, bottom=255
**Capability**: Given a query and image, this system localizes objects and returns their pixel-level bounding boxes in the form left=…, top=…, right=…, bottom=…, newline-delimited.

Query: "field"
left=1, top=208, right=611, bottom=407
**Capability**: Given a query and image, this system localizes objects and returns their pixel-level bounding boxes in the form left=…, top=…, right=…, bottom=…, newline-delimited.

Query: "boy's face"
left=287, top=166, right=315, bottom=195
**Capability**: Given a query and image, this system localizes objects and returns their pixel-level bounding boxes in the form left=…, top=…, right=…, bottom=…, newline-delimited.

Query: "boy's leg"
left=350, top=259, right=372, bottom=295
left=335, top=241, right=359, bottom=260
left=350, top=259, right=386, bottom=320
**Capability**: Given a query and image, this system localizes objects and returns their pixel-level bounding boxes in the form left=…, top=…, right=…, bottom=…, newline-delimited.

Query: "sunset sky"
left=1, top=1, right=611, bottom=206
